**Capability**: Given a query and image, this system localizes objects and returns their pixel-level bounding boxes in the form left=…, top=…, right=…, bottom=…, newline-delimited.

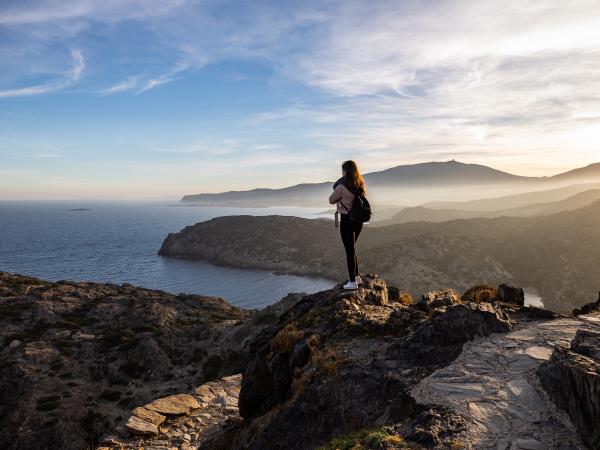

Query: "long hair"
left=342, top=160, right=366, bottom=195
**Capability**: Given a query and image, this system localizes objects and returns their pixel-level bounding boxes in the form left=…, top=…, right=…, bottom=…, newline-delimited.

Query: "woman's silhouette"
left=328, top=160, right=367, bottom=290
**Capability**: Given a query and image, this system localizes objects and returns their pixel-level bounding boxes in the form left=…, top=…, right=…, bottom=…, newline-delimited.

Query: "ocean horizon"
left=0, top=201, right=335, bottom=309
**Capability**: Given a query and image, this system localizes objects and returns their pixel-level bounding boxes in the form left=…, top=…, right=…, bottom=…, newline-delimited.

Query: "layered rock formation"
left=538, top=329, right=600, bottom=448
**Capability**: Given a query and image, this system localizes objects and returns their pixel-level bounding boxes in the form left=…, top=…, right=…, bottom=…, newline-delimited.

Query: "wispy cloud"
left=0, top=0, right=186, bottom=25
left=2, top=0, right=600, bottom=196
left=100, top=76, right=140, bottom=95
left=0, top=49, right=85, bottom=98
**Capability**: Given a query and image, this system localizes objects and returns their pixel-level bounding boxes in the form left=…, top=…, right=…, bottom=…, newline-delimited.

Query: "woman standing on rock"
left=329, top=160, right=369, bottom=290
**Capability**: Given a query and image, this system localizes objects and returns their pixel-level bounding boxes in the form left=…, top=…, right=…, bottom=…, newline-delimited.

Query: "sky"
left=1, top=0, right=600, bottom=200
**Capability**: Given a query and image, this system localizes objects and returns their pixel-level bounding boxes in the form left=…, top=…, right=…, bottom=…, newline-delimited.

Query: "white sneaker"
left=343, top=280, right=358, bottom=290
left=355, top=275, right=362, bottom=285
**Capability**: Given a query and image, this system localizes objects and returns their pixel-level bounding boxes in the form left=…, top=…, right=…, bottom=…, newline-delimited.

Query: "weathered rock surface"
left=209, top=275, right=528, bottom=449
left=497, top=283, right=525, bottom=306
left=573, top=292, right=600, bottom=316
left=412, top=316, right=600, bottom=449
left=538, top=328, right=600, bottom=449
left=101, top=374, right=243, bottom=449
left=391, top=301, right=512, bottom=366
left=146, top=394, right=200, bottom=415
left=0, top=272, right=264, bottom=450
left=126, top=415, right=159, bottom=436
left=417, top=288, right=461, bottom=312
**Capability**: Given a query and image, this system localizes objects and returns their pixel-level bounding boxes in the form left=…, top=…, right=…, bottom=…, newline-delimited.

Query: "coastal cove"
left=0, top=201, right=334, bottom=309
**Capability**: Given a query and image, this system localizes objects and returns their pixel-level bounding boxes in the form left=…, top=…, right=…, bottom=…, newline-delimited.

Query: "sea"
left=0, top=201, right=336, bottom=309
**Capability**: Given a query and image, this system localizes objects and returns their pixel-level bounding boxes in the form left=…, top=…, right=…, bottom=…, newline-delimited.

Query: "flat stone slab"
left=133, top=407, right=166, bottom=426
left=194, top=385, right=216, bottom=403
left=126, top=415, right=159, bottom=436
left=145, top=394, right=200, bottom=415
left=524, top=346, right=552, bottom=360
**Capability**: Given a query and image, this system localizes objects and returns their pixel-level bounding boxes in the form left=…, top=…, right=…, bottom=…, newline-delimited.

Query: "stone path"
left=99, top=374, right=242, bottom=450
left=412, top=317, right=600, bottom=450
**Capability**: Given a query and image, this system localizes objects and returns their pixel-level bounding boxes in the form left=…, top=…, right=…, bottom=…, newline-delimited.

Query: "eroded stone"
left=146, top=394, right=200, bottom=415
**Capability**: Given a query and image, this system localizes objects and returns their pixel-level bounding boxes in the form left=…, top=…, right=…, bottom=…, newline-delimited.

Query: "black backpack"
left=347, top=186, right=372, bottom=223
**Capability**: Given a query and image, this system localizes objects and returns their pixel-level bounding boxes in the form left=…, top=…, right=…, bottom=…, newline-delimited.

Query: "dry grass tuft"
left=462, top=285, right=497, bottom=304
left=270, top=322, right=304, bottom=353
left=398, top=293, right=413, bottom=305
left=311, top=346, right=340, bottom=375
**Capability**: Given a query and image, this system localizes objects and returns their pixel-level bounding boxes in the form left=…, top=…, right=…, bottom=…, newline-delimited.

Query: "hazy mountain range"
left=379, top=188, right=600, bottom=225
left=181, top=160, right=600, bottom=207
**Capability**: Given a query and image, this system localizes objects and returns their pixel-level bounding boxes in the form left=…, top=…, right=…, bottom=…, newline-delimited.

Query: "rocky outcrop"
left=212, top=275, right=519, bottom=449
left=538, top=329, right=600, bottom=448
left=391, top=301, right=511, bottom=366
left=0, top=272, right=262, bottom=450
left=573, top=292, right=600, bottom=316
left=497, top=283, right=525, bottom=306
left=417, top=288, right=461, bottom=312
left=4, top=270, right=599, bottom=449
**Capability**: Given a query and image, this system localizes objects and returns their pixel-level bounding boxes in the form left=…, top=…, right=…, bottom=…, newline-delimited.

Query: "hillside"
left=180, top=161, right=600, bottom=207
left=550, top=162, right=600, bottom=183
left=424, top=183, right=600, bottom=211
left=0, top=272, right=267, bottom=449
left=159, top=201, right=600, bottom=312
left=363, top=160, right=527, bottom=186
left=382, top=188, right=600, bottom=225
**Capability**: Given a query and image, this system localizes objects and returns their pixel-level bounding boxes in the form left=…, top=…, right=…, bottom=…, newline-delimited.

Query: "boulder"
left=391, top=302, right=512, bottom=366
left=418, top=289, right=461, bottom=312
left=337, top=273, right=388, bottom=306
left=538, top=332, right=600, bottom=448
left=496, top=284, right=524, bottom=306
left=570, top=329, right=600, bottom=360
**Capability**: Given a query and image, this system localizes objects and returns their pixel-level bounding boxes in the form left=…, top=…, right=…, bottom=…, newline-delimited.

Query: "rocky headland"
left=2, top=270, right=600, bottom=449
left=159, top=200, right=600, bottom=312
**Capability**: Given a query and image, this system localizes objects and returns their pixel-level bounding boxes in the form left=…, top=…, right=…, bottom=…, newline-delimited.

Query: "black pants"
left=340, top=213, right=363, bottom=282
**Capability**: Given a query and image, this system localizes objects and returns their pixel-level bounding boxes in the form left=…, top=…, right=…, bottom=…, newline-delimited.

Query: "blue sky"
left=2, top=0, right=600, bottom=199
